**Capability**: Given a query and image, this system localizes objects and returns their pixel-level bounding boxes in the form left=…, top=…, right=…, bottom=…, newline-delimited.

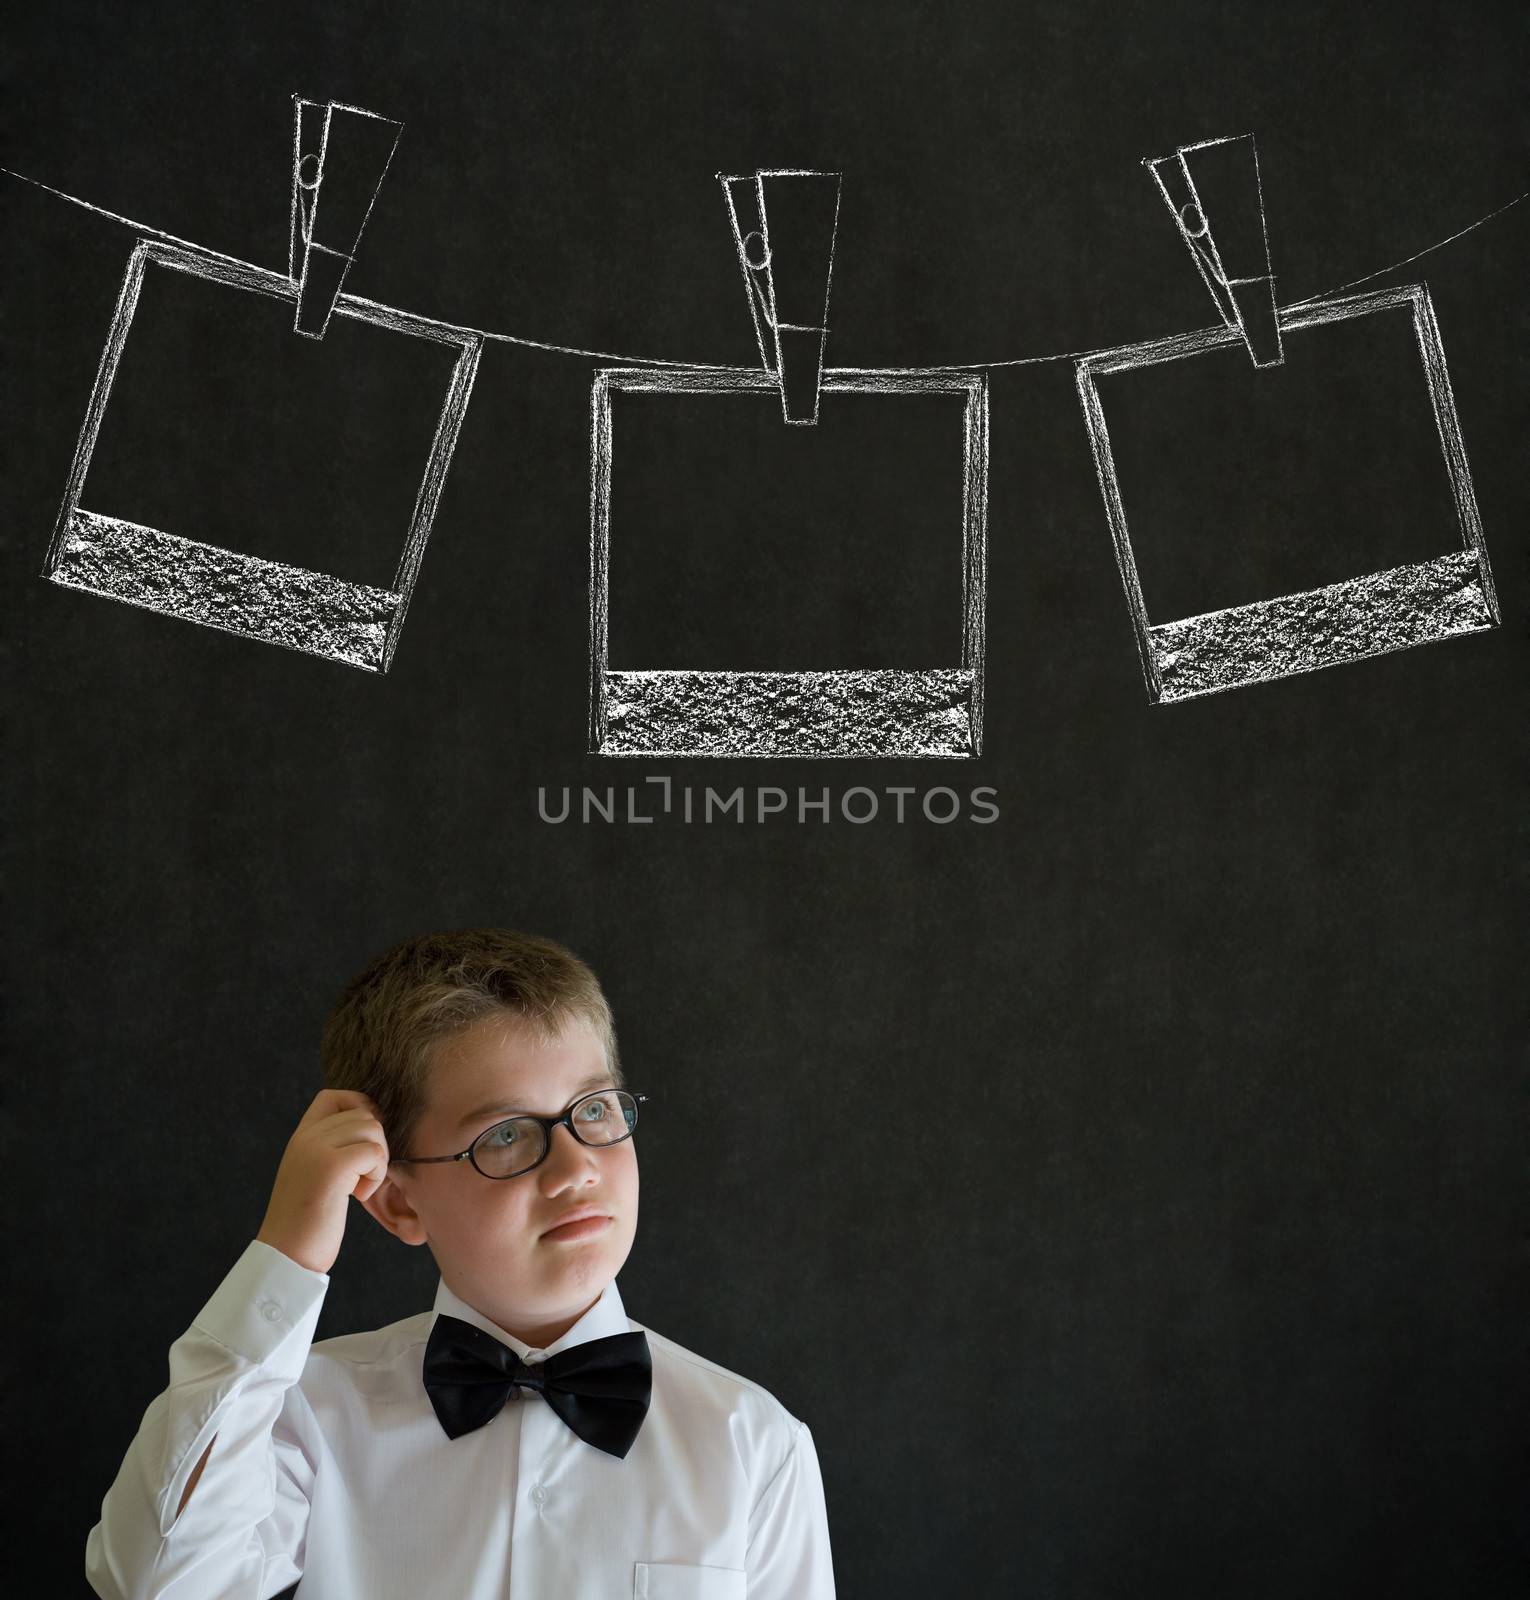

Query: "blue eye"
left=486, top=1121, right=523, bottom=1146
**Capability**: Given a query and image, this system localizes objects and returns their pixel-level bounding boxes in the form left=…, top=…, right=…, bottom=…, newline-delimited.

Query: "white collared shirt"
left=86, top=1240, right=835, bottom=1599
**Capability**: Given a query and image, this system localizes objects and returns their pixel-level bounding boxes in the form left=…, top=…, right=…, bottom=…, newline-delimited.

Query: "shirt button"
left=260, top=1300, right=283, bottom=1323
left=531, top=1485, right=547, bottom=1507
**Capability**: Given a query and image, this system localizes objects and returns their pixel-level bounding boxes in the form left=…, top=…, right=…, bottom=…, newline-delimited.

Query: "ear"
left=358, top=1171, right=430, bottom=1246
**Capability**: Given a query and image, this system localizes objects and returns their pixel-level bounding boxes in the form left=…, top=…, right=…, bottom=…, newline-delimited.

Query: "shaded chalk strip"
left=1149, top=549, right=1495, bottom=702
left=51, top=509, right=400, bottom=670
left=600, top=669, right=978, bottom=757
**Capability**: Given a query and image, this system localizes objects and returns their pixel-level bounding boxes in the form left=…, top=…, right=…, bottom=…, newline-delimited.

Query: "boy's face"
left=364, top=1009, right=639, bottom=1348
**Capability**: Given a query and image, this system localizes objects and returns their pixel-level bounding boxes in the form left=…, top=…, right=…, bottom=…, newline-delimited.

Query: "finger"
left=313, top=1090, right=381, bottom=1120
left=311, top=1108, right=388, bottom=1138
left=350, top=1144, right=393, bottom=1201
left=297, top=1088, right=379, bottom=1126
left=301, top=1117, right=389, bottom=1157
left=352, top=1169, right=389, bottom=1204
left=331, top=1132, right=391, bottom=1170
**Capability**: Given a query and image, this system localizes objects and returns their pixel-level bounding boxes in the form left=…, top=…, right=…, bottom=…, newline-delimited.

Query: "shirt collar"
left=431, top=1275, right=630, bottom=1361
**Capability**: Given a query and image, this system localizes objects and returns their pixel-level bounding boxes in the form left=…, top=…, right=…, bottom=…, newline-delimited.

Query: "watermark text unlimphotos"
left=537, top=778, right=999, bottom=825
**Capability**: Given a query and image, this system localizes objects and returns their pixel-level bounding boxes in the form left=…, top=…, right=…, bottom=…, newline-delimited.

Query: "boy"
left=86, top=928, right=835, bottom=1598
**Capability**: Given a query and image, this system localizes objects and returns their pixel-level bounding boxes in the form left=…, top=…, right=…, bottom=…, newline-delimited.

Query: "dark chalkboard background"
left=3, top=3, right=1526, bottom=1595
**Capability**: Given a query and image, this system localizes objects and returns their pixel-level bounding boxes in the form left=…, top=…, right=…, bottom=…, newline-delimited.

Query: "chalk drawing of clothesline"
left=4, top=164, right=1523, bottom=374
left=4, top=135, right=1521, bottom=718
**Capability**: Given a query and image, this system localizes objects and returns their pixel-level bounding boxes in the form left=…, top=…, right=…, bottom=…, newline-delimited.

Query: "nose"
left=538, top=1121, right=599, bottom=1192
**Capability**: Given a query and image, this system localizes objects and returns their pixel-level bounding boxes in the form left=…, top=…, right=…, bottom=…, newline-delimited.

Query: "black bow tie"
left=423, top=1313, right=652, bottom=1459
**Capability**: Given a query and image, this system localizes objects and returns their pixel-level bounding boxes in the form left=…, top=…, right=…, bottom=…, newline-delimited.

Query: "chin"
left=571, top=1233, right=632, bottom=1281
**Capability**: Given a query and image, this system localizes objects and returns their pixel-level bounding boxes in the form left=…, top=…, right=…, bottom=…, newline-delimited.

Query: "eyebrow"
left=455, top=1074, right=615, bottom=1130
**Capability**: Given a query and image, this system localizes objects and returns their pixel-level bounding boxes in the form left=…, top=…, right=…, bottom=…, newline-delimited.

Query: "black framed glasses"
left=391, top=1088, right=646, bottom=1180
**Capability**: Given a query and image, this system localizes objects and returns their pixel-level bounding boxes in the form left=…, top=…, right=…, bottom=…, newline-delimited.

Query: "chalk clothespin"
left=290, top=97, right=403, bottom=339
left=1144, top=134, right=1282, bottom=368
left=720, top=169, right=842, bottom=424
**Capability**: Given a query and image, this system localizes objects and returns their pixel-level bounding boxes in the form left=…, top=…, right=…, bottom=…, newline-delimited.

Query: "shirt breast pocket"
left=634, top=1561, right=748, bottom=1599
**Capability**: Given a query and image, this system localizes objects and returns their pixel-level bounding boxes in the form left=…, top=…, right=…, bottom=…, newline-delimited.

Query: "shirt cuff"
left=192, top=1238, right=329, bottom=1367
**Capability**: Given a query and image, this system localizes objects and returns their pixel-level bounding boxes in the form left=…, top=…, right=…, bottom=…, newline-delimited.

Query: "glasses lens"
left=572, top=1089, right=639, bottom=1146
left=472, top=1117, right=545, bottom=1178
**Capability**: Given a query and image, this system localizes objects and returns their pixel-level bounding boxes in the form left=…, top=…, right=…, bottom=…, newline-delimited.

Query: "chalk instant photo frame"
left=1075, top=283, right=1500, bottom=704
left=589, top=366, right=990, bottom=759
left=43, top=239, right=483, bottom=673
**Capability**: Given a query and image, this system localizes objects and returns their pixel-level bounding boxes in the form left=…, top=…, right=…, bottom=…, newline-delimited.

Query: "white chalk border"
left=1075, top=283, right=1500, bottom=704
left=589, top=366, right=989, bottom=758
left=42, top=239, right=483, bottom=673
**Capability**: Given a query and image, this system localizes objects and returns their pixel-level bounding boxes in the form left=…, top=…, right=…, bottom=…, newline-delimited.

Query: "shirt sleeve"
left=745, top=1421, right=836, bottom=1599
left=85, top=1239, right=329, bottom=1600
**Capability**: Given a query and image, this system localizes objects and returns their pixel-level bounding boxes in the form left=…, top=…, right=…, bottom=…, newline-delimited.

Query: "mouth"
left=541, top=1210, right=612, bottom=1241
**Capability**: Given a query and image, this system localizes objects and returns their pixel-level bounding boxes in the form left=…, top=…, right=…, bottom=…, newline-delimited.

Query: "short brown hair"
left=320, top=928, right=621, bottom=1155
